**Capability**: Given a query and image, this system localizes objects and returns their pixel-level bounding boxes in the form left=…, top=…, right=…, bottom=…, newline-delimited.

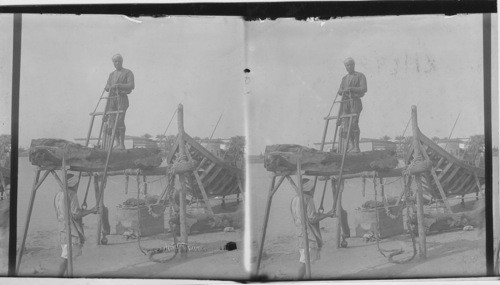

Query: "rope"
left=373, top=173, right=417, bottom=264
left=136, top=172, right=179, bottom=263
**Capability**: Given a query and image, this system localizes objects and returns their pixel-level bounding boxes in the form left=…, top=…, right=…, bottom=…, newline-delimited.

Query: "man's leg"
left=101, top=206, right=111, bottom=244
left=298, top=262, right=306, bottom=279
left=58, top=244, right=69, bottom=277
left=297, top=248, right=306, bottom=279
left=117, top=107, right=127, bottom=149
left=57, top=258, right=67, bottom=277
left=119, top=127, right=126, bottom=149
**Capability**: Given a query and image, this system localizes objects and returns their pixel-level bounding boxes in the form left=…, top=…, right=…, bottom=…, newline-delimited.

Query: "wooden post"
left=62, top=153, right=73, bottom=276
left=16, top=169, right=51, bottom=273
left=334, top=182, right=343, bottom=248
left=332, top=114, right=353, bottom=248
left=255, top=175, right=285, bottom=275
left=296, top=151, right=311, bottom=279
left=177, top=104, right=189, bottom=257
left=411, top=105, right=427, bottom=260
left=93, top=174, right=101, bottom=245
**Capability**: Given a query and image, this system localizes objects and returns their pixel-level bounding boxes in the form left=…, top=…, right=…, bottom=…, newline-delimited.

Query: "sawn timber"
left=264, top=144, right=398, bottom=176
left=29, top=139, right=162, bottom=172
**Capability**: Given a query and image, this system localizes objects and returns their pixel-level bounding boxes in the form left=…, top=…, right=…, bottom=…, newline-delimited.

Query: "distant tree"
left=432, top=136, right=440, bottom=143
left=493, top=146, right=499, bottom=156
left=193, top=136, right=201, bottom=141
left=223, top=136, right=245, bottom=168
left=142, top=133, right=152, bottom=139
left=156, top=134, right=166, bottom=141
left=380, top=135, right=391, bottom=141
left=464, top=134, right=485, bottom=165
left=395, top=135, right=405, bottom=142
left=0, top=134, right=11, bottom=168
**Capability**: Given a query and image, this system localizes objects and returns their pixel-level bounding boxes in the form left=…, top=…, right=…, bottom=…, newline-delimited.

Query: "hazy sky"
left=0, top=14, right=245, bottom=147
left=246, top=14, right=498, bottom=154
left=0, top=14, right=498, bottom=152
left=0, top=15, right=13, bottom=135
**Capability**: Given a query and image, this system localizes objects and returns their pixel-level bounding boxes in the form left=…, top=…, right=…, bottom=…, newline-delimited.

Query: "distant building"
left=74, top=135, right=157, bottom=149
left=437, top=138, right=465, bottom=158
left=201, top=141, right=224, bottom=157
left=314, top=138, right=397, bottom=152
left=359, top=138, right=397, bottom=152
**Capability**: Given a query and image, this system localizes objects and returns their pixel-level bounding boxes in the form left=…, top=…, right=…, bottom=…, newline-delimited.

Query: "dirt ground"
left=15, top=158, right=247, bottom=279
left=17, top=227, right=247, bottom=279
left=254, top=227, right=486, bottom=280
left=249, top=163, right=490, bottom=280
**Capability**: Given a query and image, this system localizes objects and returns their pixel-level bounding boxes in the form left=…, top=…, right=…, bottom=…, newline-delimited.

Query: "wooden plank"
left=462, top=179, right=478, bottom=195
left=30, top=139, right=162, bottom=172
left=199, top=162, right=216, bottom=180
left=450, top=178, right=475, bottom=195
left=183, top=133, right=224, bottom=166
left=210, top=171, right=230, bottom=190
left=196, top=157, right=208, bottom=171
left=204, top=167, right=224, bottom=186
left=435, top=157, right=446, bottom=170
left=425, top=154, right=456, bottom=210
left=217, top=176, right=237, bottom=196
left=455, top=174, right=473, bottom=193
left=265, top=145, right=398, bottom=174
left=437, top=162, right=454, bottom=180
left=441, top=166, right=461, bottom=188
left=185, top=150, right=214, bottom=215
left=447, top=171, right=470, bottom=193
left=419, top=132, right=485, bottom=177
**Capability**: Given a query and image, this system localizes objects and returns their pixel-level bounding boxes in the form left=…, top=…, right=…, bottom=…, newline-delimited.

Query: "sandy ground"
left=18, top=228, right=246, bottom=279
left=255, top=227, right=486, bottom=280
left=16, top=158, right=247, bottom=279
left=249, top=162, right=492, bottom=280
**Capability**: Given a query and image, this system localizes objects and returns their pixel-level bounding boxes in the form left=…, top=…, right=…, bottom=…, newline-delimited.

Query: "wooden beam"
left=16, top=169, right=50, bottom=274
left=412, top=106, right=426, bottom=260
left=183, top=133, right=224, bottom=166
left=185, top=150, right=214, bottom=216
left=30, top=139, right=162, bottom=172
left=437, top=162, right=454, bottom=181
left=435, top=157, right=446, bottom=170
left=166, top=135, right=180, bottom=163
left=418, top=133, right=485, bottom=177
left=447, top=170, right=470, bottom=193
left=441, top=166, right=461, bottom=188
left=265, top=145, right=398, bottom=175
left=203, top=167, right=224, bottom=186
left=199, top=162, right=216, bottom=181
left=177, top=104, right=188, bottom=257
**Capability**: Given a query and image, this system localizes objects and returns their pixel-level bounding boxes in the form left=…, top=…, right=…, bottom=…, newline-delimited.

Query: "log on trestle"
left=29, top=139, right=162, bottom=171
left=264, top=144, right=398, bottom=175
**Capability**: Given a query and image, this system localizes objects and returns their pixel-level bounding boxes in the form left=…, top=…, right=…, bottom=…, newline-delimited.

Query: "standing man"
left=337, top=57, right=367, bottom=153
left=290, top=178, right=333, bottom=279
left=54, top=173, right=97, bottom=277
left=105, top=54, right=135, bottom=149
